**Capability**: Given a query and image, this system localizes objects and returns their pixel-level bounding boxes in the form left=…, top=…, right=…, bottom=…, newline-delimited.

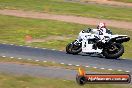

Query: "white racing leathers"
left=93, top=28, right=112, bottom=43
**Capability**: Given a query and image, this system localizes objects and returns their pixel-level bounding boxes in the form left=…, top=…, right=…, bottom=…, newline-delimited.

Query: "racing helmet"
left=97, top=22, right=106, bottom=29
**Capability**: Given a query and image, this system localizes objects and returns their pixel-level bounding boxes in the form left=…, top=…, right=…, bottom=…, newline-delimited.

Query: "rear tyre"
left=103, top=43, right=124, bottom=59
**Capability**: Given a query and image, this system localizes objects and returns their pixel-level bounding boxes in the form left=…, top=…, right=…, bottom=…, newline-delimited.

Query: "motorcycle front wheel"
left=66, top=42, right=82, bottom=54
left=103, top=43, right=124, bottom=59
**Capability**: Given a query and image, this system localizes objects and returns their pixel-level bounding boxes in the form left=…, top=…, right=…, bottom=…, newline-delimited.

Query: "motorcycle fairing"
left=81, top=35, right=102, bottom=53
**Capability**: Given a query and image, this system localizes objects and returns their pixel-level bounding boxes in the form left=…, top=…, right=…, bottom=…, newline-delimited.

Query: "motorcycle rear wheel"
left=103, top=43, right=124, bottom=59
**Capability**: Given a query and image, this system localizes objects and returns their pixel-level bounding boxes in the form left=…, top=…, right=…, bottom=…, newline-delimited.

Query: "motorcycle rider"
left=95, top=22, right=112, bottom=42
left=97, top=22, right=111, bottom=34
left=86, top=22, right=112, bottom=50
left=79, top=22, right=112, bottom=42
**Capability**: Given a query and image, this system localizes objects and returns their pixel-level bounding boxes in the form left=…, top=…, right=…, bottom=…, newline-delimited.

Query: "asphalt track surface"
left=0, top=44, right=132, bottom=73
left=0, top=62, right=100, bottom=80
left=0, top=63, right=76, bottom=80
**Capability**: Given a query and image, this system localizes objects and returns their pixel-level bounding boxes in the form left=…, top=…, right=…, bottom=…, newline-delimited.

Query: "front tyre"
left=103, top=43, right=124, bottom=59
left=66, top=42, right=82, bottom=54
left=66, top=43, right=73, bottom=54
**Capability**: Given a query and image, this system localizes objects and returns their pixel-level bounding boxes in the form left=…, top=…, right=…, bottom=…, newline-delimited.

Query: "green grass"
left=0, top=0, right=132, bottom=21
left=0, top=15, right=84, bottom=49
left=0, top=73, right=130, bottom=88
left=0, top=15, right=132, bottom=58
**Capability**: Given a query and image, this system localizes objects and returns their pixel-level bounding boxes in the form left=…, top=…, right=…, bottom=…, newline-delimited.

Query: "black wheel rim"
left=106, top=44, right=121, bottom=54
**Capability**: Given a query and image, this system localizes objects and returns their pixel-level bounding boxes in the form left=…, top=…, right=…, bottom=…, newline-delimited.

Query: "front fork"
left=73, top=39, right=81, bottom=45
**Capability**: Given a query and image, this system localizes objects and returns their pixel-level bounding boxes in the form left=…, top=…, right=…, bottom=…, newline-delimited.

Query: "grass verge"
left=0, top=15, right=131, bottom=58
left=0, top=73, right=130, bottom=88
left=0, top=0, right=132, bottom=21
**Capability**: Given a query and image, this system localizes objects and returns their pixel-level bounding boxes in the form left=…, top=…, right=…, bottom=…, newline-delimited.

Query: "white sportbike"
left=66, top=28, right=130, bottom=59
